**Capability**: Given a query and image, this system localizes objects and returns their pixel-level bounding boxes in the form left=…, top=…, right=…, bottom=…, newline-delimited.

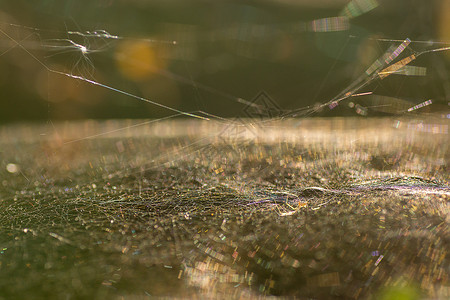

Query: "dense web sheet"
left=0, top=0, right=449, bottom=299
left=1, top=119, right=448, bottom=299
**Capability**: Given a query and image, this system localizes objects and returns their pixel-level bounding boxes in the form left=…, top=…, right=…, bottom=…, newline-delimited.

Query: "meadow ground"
left=0, top=118, right=448, bottom=299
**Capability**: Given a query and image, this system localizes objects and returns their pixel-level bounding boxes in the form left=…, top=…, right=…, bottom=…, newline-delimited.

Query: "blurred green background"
left=0, top=0, right=449, bottom=122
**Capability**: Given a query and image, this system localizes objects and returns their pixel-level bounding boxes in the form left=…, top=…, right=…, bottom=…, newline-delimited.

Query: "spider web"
left=0, top=0, right=449, bottom=298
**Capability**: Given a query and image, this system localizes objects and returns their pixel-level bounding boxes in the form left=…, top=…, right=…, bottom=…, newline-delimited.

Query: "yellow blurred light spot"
left=6, top=163, right=19, bottom=173
left=115, top=40, right=165, bottom=81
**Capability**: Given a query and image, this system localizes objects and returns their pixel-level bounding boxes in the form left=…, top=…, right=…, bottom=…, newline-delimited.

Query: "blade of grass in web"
left=378, top=54, right=417, bottom=79
left=317, top=37, right=448, bottom=110
left=378, top=44, right=450, bottom=79
left=406, top=99, right=433, bottom=113
left=299, top=39, right=405, bottom=112
left=365, top=38, right=411, bottom=75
